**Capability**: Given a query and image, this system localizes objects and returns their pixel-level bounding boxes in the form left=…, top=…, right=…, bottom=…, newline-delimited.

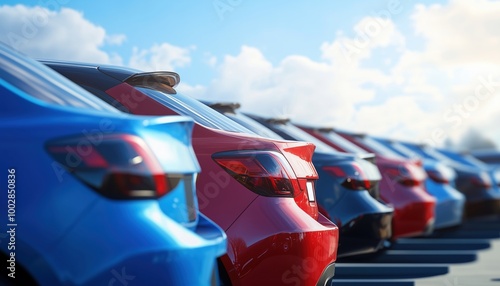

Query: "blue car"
left=368, top=138, right=465, bottom=229
left=0, top=44, right=226, bottom=286
left=434, top=147, right=500, bottom=214
left=392, top=141, right=500, bottom=217
left=471, top=150, right=500, bottom=169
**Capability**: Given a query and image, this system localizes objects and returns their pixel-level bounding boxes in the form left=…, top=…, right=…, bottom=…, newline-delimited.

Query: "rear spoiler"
left=348, top=132, right=367, bottom=138
left=315, top=127, right=336, bottom=133
left=329, top=129, right=366, bottom=138
left=358, top=152, right=377, bottom=164
left=124, top=71, right=180, bottom=94
left=265, top=117, right=290, bottom=125
left=208, top=102, right=241, bottom=113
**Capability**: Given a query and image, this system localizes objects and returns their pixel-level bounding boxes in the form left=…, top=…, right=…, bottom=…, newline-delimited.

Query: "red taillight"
left=213, top=150, right=297, bottom=197
left=397, top=178, right=421, bottom=187
left=413, top=159, right=423, bottom=167
left=384, top=164, right=426, bottom=187
left=471, top=172, right=492, bottom=188
left=47, top=134, right=176, bottom=199
left=323, top=163, right=371, bottom=190
left=427, top=170, right=449, bottom=184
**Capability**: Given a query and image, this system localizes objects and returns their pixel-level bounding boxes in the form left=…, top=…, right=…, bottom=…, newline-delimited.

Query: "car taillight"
left=427, top=170, right=449, bottom=184
left=47, top=134, right=177, bottom=199
left=413, top=159, right=423, bottom=167
left=322, top=162, right=371, bottom=190
left=385, top=164, right=426, bottom=187
left=471, top=172, right=492, bottom=188
left=212, top=150, right=297, bottom=197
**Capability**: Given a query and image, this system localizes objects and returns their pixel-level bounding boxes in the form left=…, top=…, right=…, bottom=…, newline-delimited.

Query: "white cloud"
left=176, top=83, right=207, bottom=98
left=191, top=16, right=403, bottom=133
left=0, top=4, right=193, bottom=72
left=321, top=16, right=405, bottom=65
left=128, top=43, right=193, bottom=71
left=349, top=97, right=441, bottom=141
left=410, top=0, right=500, bottom=67
left=0, top=5, right=123, bottom=64
left=388, top=0, right=500, bottom=147
left=105, top=34, right=126, bottom=46
left=187, top=1, right=500, bottom=149
left=197, top=41, right=395, bottom=128
left=203, top=53, right=218, bottom=67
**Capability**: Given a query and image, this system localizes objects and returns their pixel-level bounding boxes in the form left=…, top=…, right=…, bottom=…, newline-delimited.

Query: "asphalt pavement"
left=330, top=215, right=500, bottom=286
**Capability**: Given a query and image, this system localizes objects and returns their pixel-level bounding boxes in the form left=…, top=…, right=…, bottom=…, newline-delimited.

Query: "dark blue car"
left=471, top=150, right=500, bottom=169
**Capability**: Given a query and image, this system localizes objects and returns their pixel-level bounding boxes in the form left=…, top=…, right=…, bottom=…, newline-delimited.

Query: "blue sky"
left=1, top=0, right=499, bottom=149
left=0, top=0, right=436, bottom=83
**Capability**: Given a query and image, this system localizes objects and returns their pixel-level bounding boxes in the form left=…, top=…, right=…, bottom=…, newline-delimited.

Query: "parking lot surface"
left=331, top=215, right=500, bottom=286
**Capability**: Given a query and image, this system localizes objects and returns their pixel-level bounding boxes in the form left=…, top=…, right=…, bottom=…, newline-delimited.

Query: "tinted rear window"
left=0, top=45, right=117, bottom=112
left=137, top=87, right=254, bottom=133
left=321, top=131, right=368, bottom=154
left=268, top=123, right=338, bottom=154
left=400, top=143, right=440, bottom=160
left=389, top=142, right=424, bottom=159
left=224, top=112, right=284, bottom=140
left=357, top=137, right=405, bottom=159
left=437, top=150, right=488, bottom=168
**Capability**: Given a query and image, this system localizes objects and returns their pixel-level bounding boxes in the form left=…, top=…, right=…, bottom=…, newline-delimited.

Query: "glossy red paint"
left=374, top=156, right=436, bottom=238
left=105, top=82, right=339, bottom=285
left=300, top=127, right=436, bottom=239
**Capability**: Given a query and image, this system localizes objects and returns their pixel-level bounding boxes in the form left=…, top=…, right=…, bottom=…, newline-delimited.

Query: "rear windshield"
left=357, top=137, right=405, bottom=159
left=0, top=45, right=117, bottom=112
left=321, top=131, right=368, bottom=154
left=422, top=147, right=459, bottom=163
left=436, top=149, right=488, bottom=169
left=425, top=148, right=488, bottom=169
left=137, top=87, right=254, bottom=133
left=224, top=112, right=284, bottom=140
left=399, top=143, right=437, bottom=160
left=390, top=142, right=425, bottom=159
left=268, top=123, right=338, bottom=154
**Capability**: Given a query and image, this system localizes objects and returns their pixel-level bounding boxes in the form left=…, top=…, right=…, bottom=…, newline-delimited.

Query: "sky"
left=1, top=0, right=499, bottom=150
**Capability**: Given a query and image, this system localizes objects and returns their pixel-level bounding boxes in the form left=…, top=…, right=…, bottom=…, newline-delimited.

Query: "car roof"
left=41, top=60, right=142, bottom=82
left=0, top=46, right=118, bottom=113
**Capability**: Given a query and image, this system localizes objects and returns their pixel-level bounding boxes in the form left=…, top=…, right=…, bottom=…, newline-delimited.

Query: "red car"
left=45, top=61, right=339, bottom=286
left=299, top=126, right=436, bottom=239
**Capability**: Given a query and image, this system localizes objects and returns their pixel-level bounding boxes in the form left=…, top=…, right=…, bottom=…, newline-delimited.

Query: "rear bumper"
left=380, top=184, right=436, bottom=239
left=223, top=196, right=339, bottom=286
left=425, top=182, right=465, bottom=229
left=465, top=198, right=500, bottom=217
left=317, top=263, right=335, bottom=286
left=392, top=201, right=436, bottom=239
left=319, top=190, right=394, bottom=257
left=338, top=212, right=393, bottom=257
left=36, top=201, right=227, bottom=286
left=434, top=197, right=465, bottom=229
